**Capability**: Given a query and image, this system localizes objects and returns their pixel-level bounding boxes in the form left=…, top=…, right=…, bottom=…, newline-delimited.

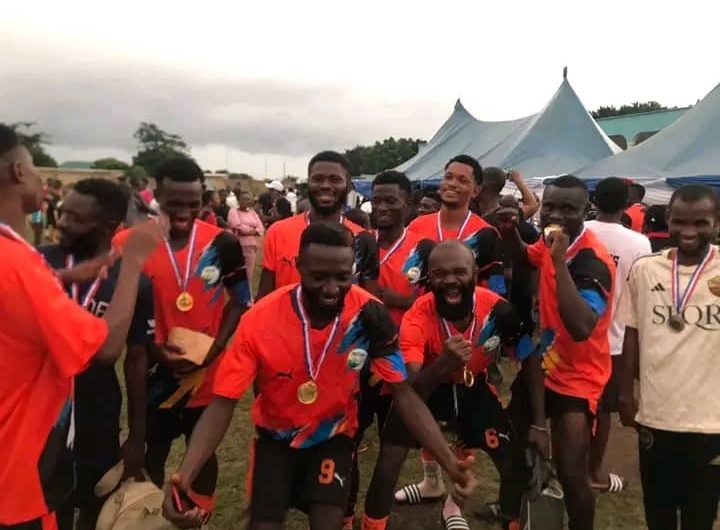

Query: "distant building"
left=596, top=107, right=690, bottom=150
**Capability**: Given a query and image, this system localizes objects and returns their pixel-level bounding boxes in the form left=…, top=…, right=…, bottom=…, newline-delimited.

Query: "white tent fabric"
left=396, top=79, right=619, bottom=181
left=575, top=83, right=720, bottom=181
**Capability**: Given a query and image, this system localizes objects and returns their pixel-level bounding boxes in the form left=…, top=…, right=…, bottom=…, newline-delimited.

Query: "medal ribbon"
left=564, top=226, right=587, bottom=260
left=672, top=245, right=714, bottom=315
left=377, top=228, right=407, bottom=267
left=65, top=254, right=107, bottom=310
left=164, top=223, right=197, bottom=293
left=295, top=286, right=341, bottom=381
left=436, top=210, right=471, bottom=242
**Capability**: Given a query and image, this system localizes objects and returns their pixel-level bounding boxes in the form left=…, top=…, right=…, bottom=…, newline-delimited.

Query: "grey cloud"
left=0, top=43, right=436, bottom=157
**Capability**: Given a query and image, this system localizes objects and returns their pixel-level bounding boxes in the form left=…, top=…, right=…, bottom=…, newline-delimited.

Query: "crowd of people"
left=1, top=120, right=718, bottom=530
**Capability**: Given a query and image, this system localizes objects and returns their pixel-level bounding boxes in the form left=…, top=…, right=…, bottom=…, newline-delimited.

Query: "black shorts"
left=638, top=426, right=720, bottom=529
left=598, top=356, right=621, bottom=414
left=248, top=431, right=355, bottom=523
left=72, top=365, right=122, bottom=507
left=383, top=378, right=514, bottom=458
left=356, top=369, right=393, bottom=442
left=145, top=405, right=205, bottom=445
left=545, top=388, right=593, bottom=421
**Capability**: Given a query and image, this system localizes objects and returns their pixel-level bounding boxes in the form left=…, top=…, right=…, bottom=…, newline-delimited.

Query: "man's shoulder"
left=37, top=243, right=64, bottom=266
left=266, top=213, right=304, bottom=236
left=244, top=285, right=296, bottom=323
left=630, top=249, right=668, bottom=272
left=408, top=213, right=434, bottom=232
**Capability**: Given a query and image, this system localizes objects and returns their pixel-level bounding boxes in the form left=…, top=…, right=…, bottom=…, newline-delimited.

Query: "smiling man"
left=618, top=185, right=720, bottom=530
left=257, top=150, right=379, bottom=299
left=497, top=175, right=615, bottom=530
left=162, top=224, right=476, bottom=530
left=39, top=179, right=155, bottom=530
left=113, top=157, right=252, bottom=506
left=407, top=155, right=505, bottom=295
left=362, top=241, right=541, bottom=530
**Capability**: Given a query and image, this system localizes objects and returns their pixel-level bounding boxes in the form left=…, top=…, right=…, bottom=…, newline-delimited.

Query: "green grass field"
left=29, top=224, right=714, bottom=529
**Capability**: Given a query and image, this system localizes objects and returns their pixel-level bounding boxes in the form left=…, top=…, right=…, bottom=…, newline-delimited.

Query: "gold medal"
left=297, top=380, right=318, bottom=404
left=176, top=291, right=194, bottom=312
left=463, top=366, right=475, bottom=388
left=667, top=314, right=685, bottom=332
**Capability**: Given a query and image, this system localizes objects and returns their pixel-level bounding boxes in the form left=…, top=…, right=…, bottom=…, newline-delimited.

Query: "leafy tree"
left=591, top=101, right=667, bottom=119
left=92, top=157, right=130, bottom=170
left=9, top=122, right=57, bottom=167
left=123, top=166, right=149, bottom=180
left=343, top=137, right=424, bottom=176
left=132, top=122, right=190, bottom=176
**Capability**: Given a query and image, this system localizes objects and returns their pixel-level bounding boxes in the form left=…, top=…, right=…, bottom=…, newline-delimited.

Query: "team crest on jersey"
left=200, top=265, right=221, bottom=285
left=347, top=348, right=368, bottom=371
left=707, top=276, right=720, bottom=297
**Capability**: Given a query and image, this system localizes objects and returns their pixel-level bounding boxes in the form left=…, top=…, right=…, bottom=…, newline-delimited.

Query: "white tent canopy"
left=395, top=78, right=619, bottom=182
left=575, top=83, right=720, bottom=182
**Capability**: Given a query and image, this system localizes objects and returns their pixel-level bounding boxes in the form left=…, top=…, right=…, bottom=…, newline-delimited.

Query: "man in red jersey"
left=0, top=124, right=163, bottom=529
left=162, top=223, right=476, bottom=530
left=257, top=151, right=378, bottom=299
left=497, top=175, right=616, bottom=530
left=113, top=157, right=252, bottom=504
left=361, top=241, right=543, bottom=530
left=407, top=155, right=505, bottom=295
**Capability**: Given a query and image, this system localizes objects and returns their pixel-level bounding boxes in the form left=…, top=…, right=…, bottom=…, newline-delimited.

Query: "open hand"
left=124, top=216, right=169, bottom=265
left=494, top=207, right=520, bottom=234
left=449, top=455, right=477, bottom=505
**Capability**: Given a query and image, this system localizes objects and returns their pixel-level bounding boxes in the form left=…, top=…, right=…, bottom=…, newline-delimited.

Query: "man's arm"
left=508, top=170, right=539, bottom=219
left=390, top=381, right=475, bottom=491
left=379, top=287, right=416, bottom=311
left=618, top=327, right=639, bottom=427
left=204, top=302, right=246, bottom=366
left=123, top=343, right=148, bottom=477
left=496, top=212, right=530, bottom=271
left=255, top=268, right=275, bottom=300
left=553, top=257, right=599, bottom=341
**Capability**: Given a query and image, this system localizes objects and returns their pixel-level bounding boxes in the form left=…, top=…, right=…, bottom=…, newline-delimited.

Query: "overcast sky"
left=1, top=0, right=717, bottom=178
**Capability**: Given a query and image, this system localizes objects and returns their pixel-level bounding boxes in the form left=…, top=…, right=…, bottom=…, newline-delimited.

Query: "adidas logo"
left=651, top=283, right=666, bottom=292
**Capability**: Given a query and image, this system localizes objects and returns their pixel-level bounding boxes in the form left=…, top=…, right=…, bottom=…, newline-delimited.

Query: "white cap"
left=267, top=180, right=284, bottom=192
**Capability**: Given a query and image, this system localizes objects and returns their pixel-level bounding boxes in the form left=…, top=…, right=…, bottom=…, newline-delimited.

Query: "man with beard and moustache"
left=618, top=185, right=720, bottom=530
left=113, top=157, right=252, bottom=509
left=0, top=124, right=164, bottom=529
left=257, top=151, right=379, bottom=300
left=162, top=223, right=477, bottom=530
left=360, top=241, right=545, bottom=530
left=39, top=179, right=155, bottom=530
left=407, top=155, right=506, bottom=296
left=496, top=175, right=616, bottom=530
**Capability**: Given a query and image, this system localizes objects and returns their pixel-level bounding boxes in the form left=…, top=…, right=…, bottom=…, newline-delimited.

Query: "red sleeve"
left=111, top=228, right=131, bottom=252
left=261, top=224, right=278, bottom=271
left=20, top=256, right=108, bottom=378
left=399, top=301, right=430, bottom=365
left=527, top=239, right=545, bottom=267
left=212, top=317, right=257, bottom=399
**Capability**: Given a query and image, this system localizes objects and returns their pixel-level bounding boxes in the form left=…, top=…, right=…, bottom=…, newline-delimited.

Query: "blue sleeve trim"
left=488, top=274, right=507, bottom=295
left=579, top=288, right=607, bottom=315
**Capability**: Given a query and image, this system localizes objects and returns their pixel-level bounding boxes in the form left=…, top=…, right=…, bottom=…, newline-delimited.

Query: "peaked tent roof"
left=395, top=100, right=531, bottom=181
left=395, top=79, right=619, bottom=182
left=575, top=83, right=720, bottom=181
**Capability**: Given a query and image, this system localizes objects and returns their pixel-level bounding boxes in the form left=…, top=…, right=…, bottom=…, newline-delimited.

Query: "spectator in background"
left=345, top=207, right=371, bottom=229
left=44, top=178, right=62, bottom=241
left=130, top=176, right=154, bottom=207
left=417, top=190, right=441, bottom=216
left=118, top=179, right=154, bottom=227
left=286, top=187, right=298, bottom=213
left=199, top=190, right=220, bottom=226
left=30, top=205, right=44, bottom=246
left=216, top=188, right=231, bottom=223
left=644, top=204, right=672, bottom=252
left=228, top=190, right=264, bottom=285
left=625, top=181, right=646, bottom=232
left=296, top=196, right=311, bottom=214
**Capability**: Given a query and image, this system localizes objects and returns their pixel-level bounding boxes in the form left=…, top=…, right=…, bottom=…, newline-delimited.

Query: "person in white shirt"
left=586, top=177, right=651, bottom=493
left=618, top=184, right=720, bottom=530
